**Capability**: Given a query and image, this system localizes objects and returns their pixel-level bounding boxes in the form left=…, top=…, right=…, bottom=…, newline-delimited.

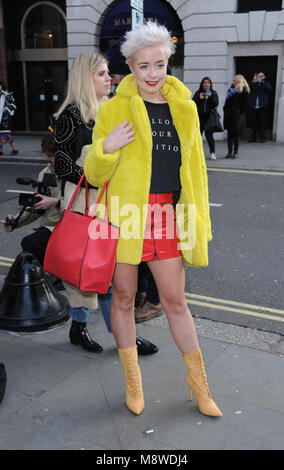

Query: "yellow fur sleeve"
left=84, top=104, right=120, bottom=187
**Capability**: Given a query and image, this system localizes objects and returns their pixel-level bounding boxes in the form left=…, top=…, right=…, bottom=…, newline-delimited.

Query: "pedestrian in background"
left=223, top=74, right=250, bottom=159
left=54, top=52, right=157, bottom=356
left=54, top=52, right=112, bottom=353
left=248, top=72, right=272, bottom=143
left=193, top=76, right=219, bottom=160
left=0, top=81, right=18, bottom=156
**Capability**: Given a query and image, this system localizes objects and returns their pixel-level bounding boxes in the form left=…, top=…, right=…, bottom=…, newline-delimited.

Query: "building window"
left=24, top=3, right=67, bottom=48
left=237, top=0, right=282, bottom=12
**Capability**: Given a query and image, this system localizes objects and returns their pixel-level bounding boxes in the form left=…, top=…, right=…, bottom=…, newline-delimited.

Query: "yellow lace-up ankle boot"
left=118, top=346, right=145, bottom=415
left=182, top=349, right=222, bottom=417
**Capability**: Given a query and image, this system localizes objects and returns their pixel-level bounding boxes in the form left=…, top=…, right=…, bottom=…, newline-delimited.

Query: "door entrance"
left=235, top=56, right=278, bottom=140
left=26, top=61, right=68, bottom=131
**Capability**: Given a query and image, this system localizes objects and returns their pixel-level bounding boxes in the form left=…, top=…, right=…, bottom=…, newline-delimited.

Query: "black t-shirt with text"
left=144, top=101, right=181, bottom=193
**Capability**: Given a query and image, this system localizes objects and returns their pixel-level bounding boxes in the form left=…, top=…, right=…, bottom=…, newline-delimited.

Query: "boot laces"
left=189, top=356, right=212, bottom=399
left=124, top=359, right=142, bottom=395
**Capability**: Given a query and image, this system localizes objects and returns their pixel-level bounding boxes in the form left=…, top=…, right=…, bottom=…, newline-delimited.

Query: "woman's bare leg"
left=148, top=257, right=222, bottom=417
left=110, top=263, right=138, bottom=348
left=147, top=257, right=199, bottom=354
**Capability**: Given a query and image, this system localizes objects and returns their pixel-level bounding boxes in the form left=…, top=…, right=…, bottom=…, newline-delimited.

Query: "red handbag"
left=44, top=174, right=119, bottom=294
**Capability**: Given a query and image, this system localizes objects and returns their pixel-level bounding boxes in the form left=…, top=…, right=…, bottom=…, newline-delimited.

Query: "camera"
left=18, top=193, right=41, bottom=207
left=5, top=173, right=57, bottom=229
left=16, top=174, right=57, bottom=207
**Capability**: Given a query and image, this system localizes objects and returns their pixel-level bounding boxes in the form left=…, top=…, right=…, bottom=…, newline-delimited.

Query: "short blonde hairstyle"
left=54, top=52, right=108, bottom=123
left=234, top=74, right=250, bottom=94
left=120, top=21, right=176, bottom=63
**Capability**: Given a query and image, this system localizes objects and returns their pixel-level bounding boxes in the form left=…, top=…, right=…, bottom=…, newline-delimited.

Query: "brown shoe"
left=135, top=292, right=146, bottom=308
left=135, top=301, right=163, bottom=323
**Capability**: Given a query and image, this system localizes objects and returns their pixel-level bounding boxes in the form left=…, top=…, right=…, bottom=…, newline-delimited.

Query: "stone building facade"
left=1, top=0, right=284, bottom=139
left=65, top=0, right=284, bottom=141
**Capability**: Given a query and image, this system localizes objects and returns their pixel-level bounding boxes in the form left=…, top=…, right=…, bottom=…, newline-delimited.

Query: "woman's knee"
left=161, top=294, right=188, bottom=317
left=112, top=286, right=136, bottom=312
left=111, top=264, right=138, bottom=312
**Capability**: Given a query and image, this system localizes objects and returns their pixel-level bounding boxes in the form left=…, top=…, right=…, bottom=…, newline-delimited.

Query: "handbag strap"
left=66, top=173, right=110, bottom=219
left=90, top=180, right=110, bottom=221
left=66, top=173, right=89, bottom=215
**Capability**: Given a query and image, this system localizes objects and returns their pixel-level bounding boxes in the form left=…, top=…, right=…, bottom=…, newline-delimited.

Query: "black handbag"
left=205, top=109, right=223, bottom=133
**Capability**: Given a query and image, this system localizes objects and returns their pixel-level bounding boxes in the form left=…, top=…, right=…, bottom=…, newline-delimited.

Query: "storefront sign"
left=131, top=0, right=143, bottom=13
left=132, top=8, right=144, bottom=30
left=101, top=0, right=183, bottom=38
left=131, top=0, right=144, bottom=31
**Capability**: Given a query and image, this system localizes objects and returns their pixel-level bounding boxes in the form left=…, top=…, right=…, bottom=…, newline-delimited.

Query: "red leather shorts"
left=141, top=193, right=181, bottom=262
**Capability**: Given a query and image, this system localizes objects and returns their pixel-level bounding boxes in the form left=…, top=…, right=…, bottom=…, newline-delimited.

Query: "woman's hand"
left=103, top=120, right=135, bottom=154
left=33, top=194, right=59, bottom=211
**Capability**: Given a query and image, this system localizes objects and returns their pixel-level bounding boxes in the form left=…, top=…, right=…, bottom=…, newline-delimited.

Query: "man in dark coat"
left=248, top=72, right=272, bottom=143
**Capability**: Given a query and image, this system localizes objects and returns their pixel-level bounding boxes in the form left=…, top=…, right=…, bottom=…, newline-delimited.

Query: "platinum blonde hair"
left=120, top=21, right=176, bottom=63
left=54, top=52, right=108, bottom=123
left=234, top=74, right=250, bottom=94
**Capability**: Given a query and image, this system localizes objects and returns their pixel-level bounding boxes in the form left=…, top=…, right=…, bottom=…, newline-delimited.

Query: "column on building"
left=66, top=0, right=107, bottom=67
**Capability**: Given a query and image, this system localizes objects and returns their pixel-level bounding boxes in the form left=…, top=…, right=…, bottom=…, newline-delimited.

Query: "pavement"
left=0, top=134, right=284, bottom=172
left=0, top=135, right=283, bottom=451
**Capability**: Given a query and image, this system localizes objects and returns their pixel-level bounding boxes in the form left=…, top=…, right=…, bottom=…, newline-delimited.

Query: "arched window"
left=23, top=2, right=67, bottom=49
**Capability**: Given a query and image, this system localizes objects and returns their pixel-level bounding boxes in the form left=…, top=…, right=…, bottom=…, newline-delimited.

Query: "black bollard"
left=0, top=252, right=69, bottom=332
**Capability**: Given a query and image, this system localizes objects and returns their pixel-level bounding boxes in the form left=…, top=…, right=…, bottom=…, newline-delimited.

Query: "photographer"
left=248, top=72, right=272, bottom=143
left=0, top=133, right=62, bottom=267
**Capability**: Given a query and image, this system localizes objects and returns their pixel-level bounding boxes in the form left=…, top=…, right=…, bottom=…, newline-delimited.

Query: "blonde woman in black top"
left=223, top=74, right=250, bottom=159
left=54, top=52, right=158, bottom=356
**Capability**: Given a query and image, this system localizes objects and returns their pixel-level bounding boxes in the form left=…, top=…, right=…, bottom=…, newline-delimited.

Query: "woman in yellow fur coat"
left=85, top=22, right=222, bottom=418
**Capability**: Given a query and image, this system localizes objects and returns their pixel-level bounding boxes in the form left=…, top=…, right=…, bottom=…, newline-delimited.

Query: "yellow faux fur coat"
left=84, top=74, right=212, bottom=267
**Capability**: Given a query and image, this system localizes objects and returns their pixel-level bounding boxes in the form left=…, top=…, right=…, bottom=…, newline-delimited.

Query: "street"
left=0, top=161, right=283, bottom=335
left=186, top=167, right=284, bottom=335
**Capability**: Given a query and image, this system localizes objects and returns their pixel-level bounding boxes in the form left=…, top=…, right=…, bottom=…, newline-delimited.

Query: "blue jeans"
left=69, top=287, right=112, bottom=333
left=98, top=288, right=112, bottom=333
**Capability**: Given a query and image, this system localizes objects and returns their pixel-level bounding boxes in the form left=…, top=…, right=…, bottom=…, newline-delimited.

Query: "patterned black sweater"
left=54, top=104, right=94, bottom=185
